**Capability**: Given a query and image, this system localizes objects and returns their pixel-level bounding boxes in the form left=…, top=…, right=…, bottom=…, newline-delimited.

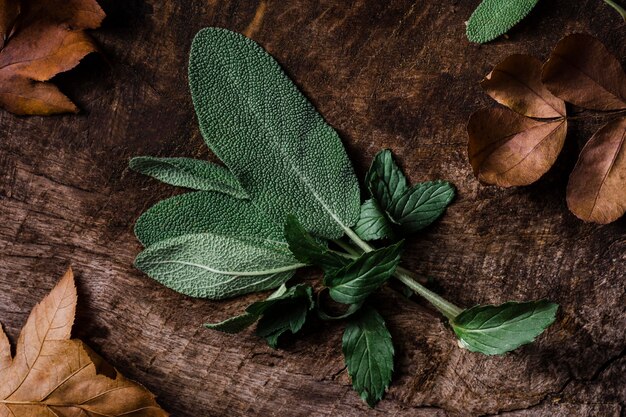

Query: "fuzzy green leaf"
left=325, top=242, right=403, bottom=304
left=389, top=181, right=455, bottom=234
left=256, top=285, right=314, bottom=348
left=130, top=156, right=249, bottom=198
left=366, top=150, right=408, bottom=212
left=466, top=0, right=539, bottom=44
left=134, top=233, right=305, bottom=299
left=354, top=199, right=395, bottom=241
left=342, top=306, right=394, bottom=407
left=284, top=214, right=349, bottom=271
left=134, top=191, right=284, bottom=247
left=451, top=300, right=559, bottom=355
left=189, top=28, right=360, bottom=239
left=205, top=284, right=313, bottom=339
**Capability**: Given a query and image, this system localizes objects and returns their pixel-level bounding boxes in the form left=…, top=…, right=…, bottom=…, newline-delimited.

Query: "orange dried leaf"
left=542, top=33, right=626, bottom=111
left=481, top=54, right=566, bottom=118
left=0, top=0, right=105, bottom=115
left=567, top=117, right=626, bottom=224
left=0, top=268, right=169, bottom=417
left=468, top=107, right=567, bottom=187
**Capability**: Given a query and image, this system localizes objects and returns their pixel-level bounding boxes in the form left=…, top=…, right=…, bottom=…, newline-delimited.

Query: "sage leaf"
left=189, top=28, right=360, bottom=239
left=466, top=0, right=539, bottom=44
left=284, top=214, right=349, bottom=272
left=134, top=233, right=305, bottom=299
left=325, top=241, right=403, bottom=304
left=256, top=285, right=314, bottom=348
left=130, top=156, right=249, bottom=198
left=205, top=284, right=312, bottom=339
left=366, top=150, right=408, bottom=212
left=451, top=300, right=559, bottom=355
left=135, top=191, right=284, bottom=247
left=389, top=181, right=455, bottom=234
left=342, top=306, right=394, bottom=407
left=354, top=199, right=395, bottom=241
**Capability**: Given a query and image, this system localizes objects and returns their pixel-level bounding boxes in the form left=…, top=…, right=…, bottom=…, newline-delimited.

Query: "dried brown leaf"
left=468, top=107, right=567, bottom=187
left=0, top=0, right=105, bottom=115
left=567, top=117, right=626, bottom=224
left=482, top=54, right=566, bottom=118
left=542, top=33, right=626, bottom=111
left=0, top=268, right=169, bottom=417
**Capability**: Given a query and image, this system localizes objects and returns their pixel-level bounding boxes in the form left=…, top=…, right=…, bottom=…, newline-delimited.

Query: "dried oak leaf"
left=0, top=0, right=105, bottom=115
left=0, top=268, right=168, bottom=417
left=481, top=54, right=566, bottom=118
left=468, top=107, right=567, bottom=187
left=542, top=33, right=626, bottom=111
left=567, top=117, right=626, bottom=224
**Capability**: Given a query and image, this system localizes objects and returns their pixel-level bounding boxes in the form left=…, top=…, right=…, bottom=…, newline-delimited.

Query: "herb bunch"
left=130, top=28, right=558, bottom=406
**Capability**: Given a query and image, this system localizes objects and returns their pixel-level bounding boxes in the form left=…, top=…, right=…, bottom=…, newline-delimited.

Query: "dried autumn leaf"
left=0, top=268, right=168, bottom=417
left=0, top=0, right=105, bottom=115
left=467, top=107, right=567, bottom=187
left=481, top=54, right=566, bottom=118
left=567, top=117, right=626, bottom=224
left=542, top=33, right=626, bottom=111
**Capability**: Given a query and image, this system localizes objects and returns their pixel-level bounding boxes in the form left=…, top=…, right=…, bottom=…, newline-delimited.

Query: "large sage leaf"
left=189, top=28, right=360, bottom=239
left=134, top=233, right=305, bottom=299
left=130, top=156, right=249, bottom=198
left=451, top=300, right=558, bottom=355
left=135, top=191, right=283, bottom=247
left=342, top=306, right=394, bottom=407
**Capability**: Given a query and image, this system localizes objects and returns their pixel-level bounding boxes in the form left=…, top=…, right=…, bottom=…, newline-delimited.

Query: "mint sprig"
left=131, top=28, right=559, bottom=407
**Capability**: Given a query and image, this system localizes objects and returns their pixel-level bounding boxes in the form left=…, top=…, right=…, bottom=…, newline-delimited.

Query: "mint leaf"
left=451, top=300, right=558, bottom=355
left=325, top=242, right=403, bottom=304
left=466, top=0, right=539, bottom=44
left=130, top=157, right=249, bottom=198
left=135, top=192, right=284, bottom=247
left=342, top=306, right=394, bottom=407
left=256, top=285, right=314, bottom=348
left=389, top=180, right=455, bottom=234
left=354, top=199, right=395, bottom=241
left=366, top=150, right=408, bottom=212
left=134, top=233, right=305, bottom=299
left=284, top=215, right=349, bottom=271
left=189, top=28, right=360, bottom=239
left=205, top=284, right=313, bottom=342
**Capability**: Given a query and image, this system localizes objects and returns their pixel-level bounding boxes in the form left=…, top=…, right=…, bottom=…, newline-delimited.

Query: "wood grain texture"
left=0, top=0, right=624, bottom=416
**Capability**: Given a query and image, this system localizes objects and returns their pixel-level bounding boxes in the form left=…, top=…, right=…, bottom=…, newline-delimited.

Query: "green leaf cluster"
left=358, top=149, right=455, bottom=241
left=130, top=27, right=559, bottom=407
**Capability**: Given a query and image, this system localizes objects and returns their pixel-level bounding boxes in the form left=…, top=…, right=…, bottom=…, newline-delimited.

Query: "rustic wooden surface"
left=0, top=1, right=625, bottom=416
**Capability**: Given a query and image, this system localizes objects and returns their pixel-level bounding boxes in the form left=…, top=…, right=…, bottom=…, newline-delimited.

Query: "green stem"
left=342, top=227, right=463, bottom=320
left=394, top=268, right=463, bottom=320
left=603, top=0, right=626, bottom=20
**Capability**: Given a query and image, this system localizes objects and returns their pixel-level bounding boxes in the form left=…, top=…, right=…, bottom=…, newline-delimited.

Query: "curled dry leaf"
left=567, top=117, right=626, bottom=224
left=0, top=0, right=105, bottom=115
left=542, top=33, right=626, bottom=111
left=468, top=107, right=567, bottom=187
left=0, top=268, right=168, bottom=417
left=481, top=54, right=566, bottom=118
